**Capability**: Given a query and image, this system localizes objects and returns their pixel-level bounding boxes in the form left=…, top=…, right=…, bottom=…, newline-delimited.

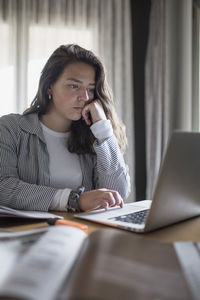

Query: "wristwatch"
left=67, top=186, right=85, bottom=213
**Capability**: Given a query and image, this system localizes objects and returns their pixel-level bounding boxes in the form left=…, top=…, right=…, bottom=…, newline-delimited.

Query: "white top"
left=41, top=120, right=113, bottom=211
left=40, top=123, right=82, bottom=189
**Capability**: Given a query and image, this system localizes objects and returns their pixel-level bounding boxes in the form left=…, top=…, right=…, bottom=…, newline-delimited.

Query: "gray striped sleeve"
left=93, top=135, right=131, bottom=200
left=0, top=177, right=58, bottom=211
left=0, top=115, right=58, bottom=211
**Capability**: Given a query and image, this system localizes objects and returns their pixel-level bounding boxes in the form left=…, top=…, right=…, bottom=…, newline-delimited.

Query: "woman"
left=0, top=44, right=130, bottom=212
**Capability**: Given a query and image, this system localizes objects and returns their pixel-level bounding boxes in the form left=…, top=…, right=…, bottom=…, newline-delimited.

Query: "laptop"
left=75, top=132, right=200, bottom=232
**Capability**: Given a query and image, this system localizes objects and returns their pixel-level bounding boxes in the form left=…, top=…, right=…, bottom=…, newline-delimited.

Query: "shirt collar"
left=19, top=113, right=45, bottom=143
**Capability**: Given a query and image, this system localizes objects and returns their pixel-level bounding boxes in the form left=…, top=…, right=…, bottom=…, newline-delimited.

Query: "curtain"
left=145, top=0, right=194, bottom=199
left=0, top=0, right=135, bottom=201
left=193, top=0, right=200, bottom=130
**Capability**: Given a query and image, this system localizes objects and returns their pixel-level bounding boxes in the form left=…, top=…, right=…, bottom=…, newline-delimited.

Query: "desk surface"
left=1, top=212, right=200, bottom=243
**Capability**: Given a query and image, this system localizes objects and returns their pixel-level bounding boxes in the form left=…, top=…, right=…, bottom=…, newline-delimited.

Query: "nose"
left=78, top=87, right=89, bottom=102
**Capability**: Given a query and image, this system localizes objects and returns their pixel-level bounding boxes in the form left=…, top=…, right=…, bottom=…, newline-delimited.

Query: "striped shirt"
left=0, top=113, right=131, bottom=211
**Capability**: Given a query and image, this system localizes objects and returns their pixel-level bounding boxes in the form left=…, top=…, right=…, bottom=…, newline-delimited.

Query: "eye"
left=69, top=84, right=79, bottom=89
left=87, top=88, right=95, bottom=94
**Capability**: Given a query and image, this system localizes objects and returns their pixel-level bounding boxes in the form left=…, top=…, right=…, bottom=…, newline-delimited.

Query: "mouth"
left=73, top=107, right=83, bottom=112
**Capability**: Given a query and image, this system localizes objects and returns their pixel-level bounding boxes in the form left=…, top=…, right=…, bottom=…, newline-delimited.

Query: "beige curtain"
left=0, top=0, right=135, bottom=200
left=145, top=0, right=194, bottom=199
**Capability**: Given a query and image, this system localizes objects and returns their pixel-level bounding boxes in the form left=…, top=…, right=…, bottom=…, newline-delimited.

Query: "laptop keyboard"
left=109, top=209, right=149, bottom=225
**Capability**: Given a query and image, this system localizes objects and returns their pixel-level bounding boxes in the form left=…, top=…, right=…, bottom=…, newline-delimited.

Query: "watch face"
left=67, top=190, right=81, bottom=212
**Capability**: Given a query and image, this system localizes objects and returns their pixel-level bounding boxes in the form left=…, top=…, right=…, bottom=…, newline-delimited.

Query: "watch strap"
left=67, top=186, right=85, bottom=213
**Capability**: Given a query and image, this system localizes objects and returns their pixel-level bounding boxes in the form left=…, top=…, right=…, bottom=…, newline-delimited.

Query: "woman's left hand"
left=78, top=188, right=124, bottom=212
left=82, top=100, right=107, bottom=126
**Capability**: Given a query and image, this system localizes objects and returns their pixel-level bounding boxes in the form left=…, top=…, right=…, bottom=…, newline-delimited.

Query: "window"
left=0, top=23, right=15, bottom=115
left=27, top=25, right=93, bottom=107
left=0, top=23, right=93, bottom=117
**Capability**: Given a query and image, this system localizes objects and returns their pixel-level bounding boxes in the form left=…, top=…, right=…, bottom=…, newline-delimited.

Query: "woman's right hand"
left=78, top=188, right=124, bottom=212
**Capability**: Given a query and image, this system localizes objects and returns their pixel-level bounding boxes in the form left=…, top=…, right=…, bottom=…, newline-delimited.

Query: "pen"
left=47, top=218, right=88, bottom=234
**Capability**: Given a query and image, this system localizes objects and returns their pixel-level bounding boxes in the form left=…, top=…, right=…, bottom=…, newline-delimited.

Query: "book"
left=0, top=226, right=199, bottom=300
left=0, top=205, right=63, bottom=220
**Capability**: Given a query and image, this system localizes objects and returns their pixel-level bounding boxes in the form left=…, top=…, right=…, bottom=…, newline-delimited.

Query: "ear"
left=47, top=88, right=52, bottom=100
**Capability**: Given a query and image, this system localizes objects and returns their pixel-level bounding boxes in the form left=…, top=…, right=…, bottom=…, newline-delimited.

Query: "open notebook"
left=75, top=131, right=200, bottom=232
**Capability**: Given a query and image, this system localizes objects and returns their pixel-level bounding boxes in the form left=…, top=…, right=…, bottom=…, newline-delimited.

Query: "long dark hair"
left=24, top=44, right=127, bottom=153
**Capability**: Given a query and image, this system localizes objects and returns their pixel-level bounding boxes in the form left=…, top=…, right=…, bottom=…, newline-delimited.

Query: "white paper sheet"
left=0, top=205, right=63, bottom=219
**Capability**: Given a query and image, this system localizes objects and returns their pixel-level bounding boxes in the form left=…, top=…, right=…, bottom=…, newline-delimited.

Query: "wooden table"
left=1, top=211, right=200, bottom=243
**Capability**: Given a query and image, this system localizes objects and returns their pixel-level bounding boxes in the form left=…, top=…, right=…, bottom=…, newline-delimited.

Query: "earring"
left=48, top=94, right=52, bottom=100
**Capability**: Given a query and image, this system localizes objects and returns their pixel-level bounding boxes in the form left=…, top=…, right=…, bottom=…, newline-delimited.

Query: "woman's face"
left=48, top=62, right=96, bottom=128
